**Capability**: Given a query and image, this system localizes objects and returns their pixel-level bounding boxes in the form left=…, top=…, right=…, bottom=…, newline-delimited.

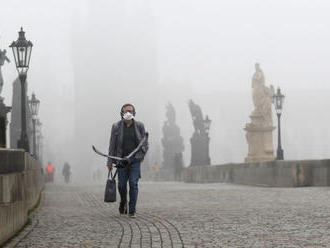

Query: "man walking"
left=45, top=162, right=55, bottom=183
left=107, top=103, right=148, bottom=217
left=62, top=162, right=71, bottom=183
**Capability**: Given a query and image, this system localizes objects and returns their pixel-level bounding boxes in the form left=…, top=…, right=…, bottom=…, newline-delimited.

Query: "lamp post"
left=36, top=119, right=42, bottom=159
left=273, top=87, right=285, bottom=160
left=28, top=93, right=40, bottom=158
left=204, top=115, right=211, bottom=134
left=38, top=133, right=44, bottom=164
left=203, top=115, right=211, bottom=165
left=9, top=27, right=33, bottom=152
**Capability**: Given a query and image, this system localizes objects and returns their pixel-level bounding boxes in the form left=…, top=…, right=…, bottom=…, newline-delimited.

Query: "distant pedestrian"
left=107, top=103, right=148, bottom=218
left=62, top=162, right=71, bottom=183
left=45, top=162, right=55, bottom=183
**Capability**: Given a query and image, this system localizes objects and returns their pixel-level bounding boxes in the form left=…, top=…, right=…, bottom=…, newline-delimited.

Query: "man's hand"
left=122, top=157, right=131, bottom=167
left=107, top=164, right=113, bottom=171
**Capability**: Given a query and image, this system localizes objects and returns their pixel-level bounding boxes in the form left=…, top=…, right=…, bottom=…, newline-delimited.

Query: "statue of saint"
left=251, top=63, right=274, bottom=126
left=188, top=100, right=211, bottom=166
left=166, top=103, right=175, bottom=125
left=245, top=63, right=275, bottom=162
left=162, top=103, right=184, bottom=169
left=0, top=49, right=10, bottom=98
left=188, top=99, right=204, bottom=133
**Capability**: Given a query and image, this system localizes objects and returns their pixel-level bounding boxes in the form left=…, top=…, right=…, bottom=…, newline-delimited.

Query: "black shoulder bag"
left=104, top=169, right=117, bottom=202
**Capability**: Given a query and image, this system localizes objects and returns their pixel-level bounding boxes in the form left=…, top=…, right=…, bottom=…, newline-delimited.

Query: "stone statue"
left=161, top=103, right=184, bottom=171
left=0, top=49, right=10, bottom=99
left=251, top=63, right=274, bottom=126
left=166, top=103, right=176, bottom=125
left=188, top=100, right=211, bottom=166
left=0, top=47, right=12, bottom=147
left=188, top=99, right=210, bottom=134
left=244, top=63, right=275, bottom=162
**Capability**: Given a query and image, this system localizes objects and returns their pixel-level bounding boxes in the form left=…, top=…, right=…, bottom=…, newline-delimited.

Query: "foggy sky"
left=0, top=0, right=330, bottom=181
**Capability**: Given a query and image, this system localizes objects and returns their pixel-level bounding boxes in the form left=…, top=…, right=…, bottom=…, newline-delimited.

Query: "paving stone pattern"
left=4, top=182, right=330, bottom=247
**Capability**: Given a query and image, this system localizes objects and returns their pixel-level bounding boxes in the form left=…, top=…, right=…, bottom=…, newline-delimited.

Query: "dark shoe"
left=129, top=212, right=135, bottom=218
left=119, top=202, right=127, bottom=214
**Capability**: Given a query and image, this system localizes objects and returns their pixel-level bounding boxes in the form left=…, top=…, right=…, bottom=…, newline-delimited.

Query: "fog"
left=1, top=0, right=330, bottom=182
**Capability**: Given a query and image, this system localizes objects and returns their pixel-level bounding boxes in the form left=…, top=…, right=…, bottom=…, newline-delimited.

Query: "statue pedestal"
left=244, top=111, right=275, bottom=163
left=190, top=132, right=210, bottom=166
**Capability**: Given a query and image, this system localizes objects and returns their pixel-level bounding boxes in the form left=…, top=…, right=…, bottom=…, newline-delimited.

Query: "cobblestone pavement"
left=5, top=182, right=330, bottom=247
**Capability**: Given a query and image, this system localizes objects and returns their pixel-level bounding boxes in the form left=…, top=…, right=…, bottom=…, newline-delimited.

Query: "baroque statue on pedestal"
left=161, top=103, right=184, bottom=170
left=244, top=63, right=275, bottom=162
left=188, top=100, right=211, bottom=166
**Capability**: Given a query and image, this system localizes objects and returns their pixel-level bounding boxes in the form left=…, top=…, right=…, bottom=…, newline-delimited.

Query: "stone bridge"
left=3, top=182, right=330, bottom=247
left=1, top=150, right=330, bottom=247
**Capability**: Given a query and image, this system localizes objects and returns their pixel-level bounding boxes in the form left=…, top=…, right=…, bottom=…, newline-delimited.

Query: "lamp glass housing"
left=273, top=88, right=285, bottom=114
left=9, top=27, right=33, bottom=75
left=29, top=93, right=40, bottom=118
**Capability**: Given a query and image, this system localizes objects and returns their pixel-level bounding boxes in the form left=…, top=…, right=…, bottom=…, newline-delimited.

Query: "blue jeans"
left=117, top=162, right=140, bottom=213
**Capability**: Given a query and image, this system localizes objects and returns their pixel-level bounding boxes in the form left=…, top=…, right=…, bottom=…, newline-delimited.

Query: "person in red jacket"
left=45, top=162, right=55, bottom=183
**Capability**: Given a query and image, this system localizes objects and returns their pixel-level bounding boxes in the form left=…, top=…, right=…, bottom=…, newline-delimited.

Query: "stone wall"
left=182, top=159, right=330, bottom=187
left=0, top=149, right=44, bottom=246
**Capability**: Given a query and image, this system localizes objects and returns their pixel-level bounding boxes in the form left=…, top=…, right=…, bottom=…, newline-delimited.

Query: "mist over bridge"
left=1, top=0, right=330, bottom=247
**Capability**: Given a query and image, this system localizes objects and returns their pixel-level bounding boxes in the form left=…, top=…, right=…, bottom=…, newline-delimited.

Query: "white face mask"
left=123, top=112, right=134, bottom=120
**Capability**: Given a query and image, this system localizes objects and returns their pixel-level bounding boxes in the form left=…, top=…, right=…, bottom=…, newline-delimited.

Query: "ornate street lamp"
left=273, top=87, right=285, bottom=160
left=9, top=27, right=33, bottom=152
left=28, top=93, right=39, bottom=158
left=204, top=115, right=211, bottom=134
left=36, top=119, right=43, bottom=163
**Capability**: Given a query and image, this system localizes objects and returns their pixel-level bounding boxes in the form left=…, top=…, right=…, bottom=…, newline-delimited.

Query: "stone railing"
left=0, top=149, right=44, bottom=246
left=181, top=159, right=330, bottom=187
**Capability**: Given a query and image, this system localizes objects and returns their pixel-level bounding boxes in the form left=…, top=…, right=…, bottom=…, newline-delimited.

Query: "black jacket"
left=107, top=120, right=148, bottom=165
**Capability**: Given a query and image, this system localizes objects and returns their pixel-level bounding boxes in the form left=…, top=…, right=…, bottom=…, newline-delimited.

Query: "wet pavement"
left=4, top=182, right=330, bottom=247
